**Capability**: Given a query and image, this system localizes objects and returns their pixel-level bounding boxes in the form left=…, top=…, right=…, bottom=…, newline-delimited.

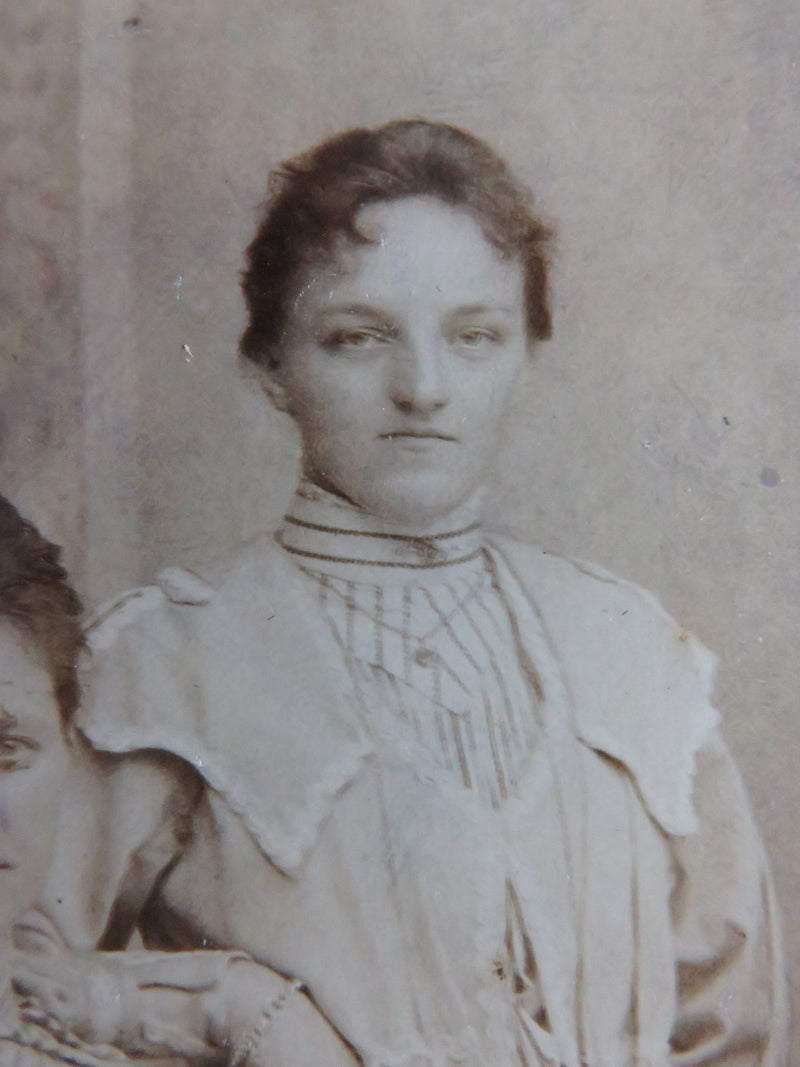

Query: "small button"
left=414, top=647, right=439, bottom=668
left=398, top=539, right=444, bottom=564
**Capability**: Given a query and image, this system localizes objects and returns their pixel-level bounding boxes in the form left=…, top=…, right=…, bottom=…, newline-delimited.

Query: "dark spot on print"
left=760, top=467, right=780, bottom=488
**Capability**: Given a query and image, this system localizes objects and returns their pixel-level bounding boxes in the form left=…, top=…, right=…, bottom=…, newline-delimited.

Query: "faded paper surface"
left=1, top=0, right=798, bottom=1057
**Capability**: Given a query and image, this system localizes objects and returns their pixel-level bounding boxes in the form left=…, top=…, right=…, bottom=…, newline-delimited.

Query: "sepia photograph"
left=1, top=2, right=798, bottom=1064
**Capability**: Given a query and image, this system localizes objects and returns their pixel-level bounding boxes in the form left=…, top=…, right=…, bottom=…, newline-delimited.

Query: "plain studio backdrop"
left=2, top=0, right=798, bottom=1054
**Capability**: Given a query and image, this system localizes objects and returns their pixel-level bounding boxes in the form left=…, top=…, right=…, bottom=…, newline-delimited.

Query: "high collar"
left=277, top=479, right=485, bottom=583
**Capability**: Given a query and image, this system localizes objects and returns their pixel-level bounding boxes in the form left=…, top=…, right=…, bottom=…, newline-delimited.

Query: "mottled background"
left=2, top=0, right=798, bottom=1053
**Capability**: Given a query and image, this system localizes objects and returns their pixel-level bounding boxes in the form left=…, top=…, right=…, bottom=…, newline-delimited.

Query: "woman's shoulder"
left=486, top=529, right=721, bottom=836
left=84, top=533, right=286, bottom=647
left=487, top=527, right=657, bottom=591
left=486, top=528, right=705, bottom=645
left=485, top=526, right=718, bottom=717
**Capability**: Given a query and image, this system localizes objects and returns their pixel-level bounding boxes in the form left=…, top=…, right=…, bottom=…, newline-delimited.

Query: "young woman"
left=15, top=121, right=786, bottom=1066
left=0, top=500, right=351, bottom=1065
left=0, top=496, right=137, bottom=1065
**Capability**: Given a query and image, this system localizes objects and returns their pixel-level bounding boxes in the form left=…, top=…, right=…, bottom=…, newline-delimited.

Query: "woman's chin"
left=305, top=462, right=485, bottom=531
left=358, top=478, right=479, bottom=531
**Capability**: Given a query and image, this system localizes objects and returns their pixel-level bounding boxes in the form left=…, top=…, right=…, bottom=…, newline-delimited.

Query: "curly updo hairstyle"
left=0, top=497, right=83, bottom=725
left=240, top=119, right=553, bottom=368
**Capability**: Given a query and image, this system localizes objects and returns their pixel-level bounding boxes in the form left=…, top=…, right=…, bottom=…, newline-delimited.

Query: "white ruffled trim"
left=80, top=547, right=375, bottom=874
left=82, top=721, right=372, bottom=876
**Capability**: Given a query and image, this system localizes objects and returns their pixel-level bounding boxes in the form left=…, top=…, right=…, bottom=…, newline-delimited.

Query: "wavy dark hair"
left=0, top=497, right=83, bottom=725
left=240, top=119, right=553, bottom=368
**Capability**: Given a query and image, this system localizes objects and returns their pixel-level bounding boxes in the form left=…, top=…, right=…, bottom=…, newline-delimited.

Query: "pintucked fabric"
left=294, top=559, right=541, bottom=811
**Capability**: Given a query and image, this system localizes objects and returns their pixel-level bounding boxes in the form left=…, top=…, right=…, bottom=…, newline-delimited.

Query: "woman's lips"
left=380, top=431, right=457, bottom=441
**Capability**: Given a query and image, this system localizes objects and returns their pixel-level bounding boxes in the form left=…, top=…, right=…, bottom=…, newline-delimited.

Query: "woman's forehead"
left=295, top=196, right=525, bottom=314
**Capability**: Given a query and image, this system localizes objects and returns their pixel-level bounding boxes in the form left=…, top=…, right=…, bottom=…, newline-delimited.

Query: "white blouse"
left=33, top=490, right=784, bottom=1067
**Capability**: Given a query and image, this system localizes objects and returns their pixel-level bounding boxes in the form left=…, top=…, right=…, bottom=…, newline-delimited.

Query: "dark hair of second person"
left=0, top=497, right=83, bottom=725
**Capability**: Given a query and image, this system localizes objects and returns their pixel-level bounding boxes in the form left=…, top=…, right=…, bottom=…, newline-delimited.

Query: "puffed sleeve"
left=669, top=731, right=787, bottom=1066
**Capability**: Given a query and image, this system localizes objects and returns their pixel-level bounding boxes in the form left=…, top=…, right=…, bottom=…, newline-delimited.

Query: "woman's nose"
left=388, top=343, right=448, bottom=415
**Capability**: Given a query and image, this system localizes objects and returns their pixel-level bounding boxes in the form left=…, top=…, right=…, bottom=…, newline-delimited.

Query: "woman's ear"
left=261, top=363, right=292, bottom=414
left=248, top=348, right=291, bottom=412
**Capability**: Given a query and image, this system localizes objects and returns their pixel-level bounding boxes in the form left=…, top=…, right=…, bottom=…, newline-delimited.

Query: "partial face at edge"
left=270, top=196, right=529, bottom=529
left=0, top=623, right=69, bottom=933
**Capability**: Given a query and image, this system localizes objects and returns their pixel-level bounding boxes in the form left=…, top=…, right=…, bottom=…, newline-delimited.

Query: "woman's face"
left=272, top=196, right=530, bottom=529
left=0, top=623, right=68, bottom=933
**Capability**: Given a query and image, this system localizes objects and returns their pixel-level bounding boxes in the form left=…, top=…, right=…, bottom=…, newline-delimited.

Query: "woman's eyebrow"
left=316, top=303, right=395, bottom=321
left=448, top=303, right=517, bottom=318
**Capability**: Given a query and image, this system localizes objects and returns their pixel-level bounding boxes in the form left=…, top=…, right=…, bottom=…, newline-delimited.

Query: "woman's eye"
left=0, top=735, right=38, bottom=773
left=319, top=327, right=394, bottom=351
left=454, top=327, right=503, bottom=348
